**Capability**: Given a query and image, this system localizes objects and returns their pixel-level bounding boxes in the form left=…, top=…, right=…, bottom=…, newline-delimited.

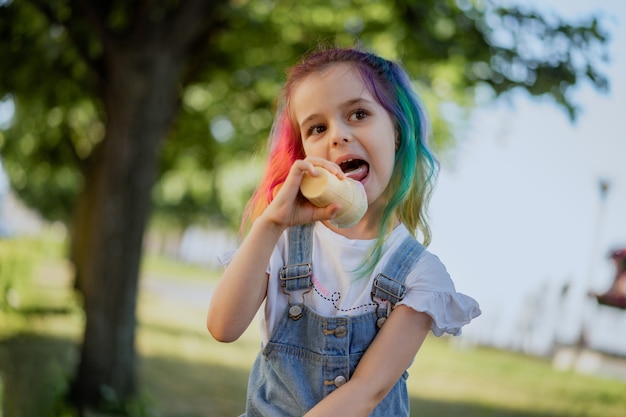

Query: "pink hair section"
left=242, top=109, right=304, bottom=230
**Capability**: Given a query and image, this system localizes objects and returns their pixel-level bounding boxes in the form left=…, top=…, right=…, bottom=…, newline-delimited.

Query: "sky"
left=428, top=0, right=626, bottom=355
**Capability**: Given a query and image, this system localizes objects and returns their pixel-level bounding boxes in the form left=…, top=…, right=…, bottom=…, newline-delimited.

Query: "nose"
left=332, top=137, right=349, bottom=146
left=330, top=123, right=351, bottom=147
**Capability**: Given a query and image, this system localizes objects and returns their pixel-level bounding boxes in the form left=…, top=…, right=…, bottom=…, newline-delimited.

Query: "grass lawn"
left=1, top=236, right=626, bottom=416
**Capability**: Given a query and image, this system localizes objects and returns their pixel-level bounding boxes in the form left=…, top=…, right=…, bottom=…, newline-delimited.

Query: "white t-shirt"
left=222, top=222, right=480, bottom=345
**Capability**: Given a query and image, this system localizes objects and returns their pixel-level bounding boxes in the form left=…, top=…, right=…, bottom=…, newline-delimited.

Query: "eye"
left=349, top=108, right=369, bottom=121
left=306, top=124, right=327, bottom=137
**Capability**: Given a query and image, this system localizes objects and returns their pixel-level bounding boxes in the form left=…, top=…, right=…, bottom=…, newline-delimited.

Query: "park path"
left=141, top=275, right=214, bottom=308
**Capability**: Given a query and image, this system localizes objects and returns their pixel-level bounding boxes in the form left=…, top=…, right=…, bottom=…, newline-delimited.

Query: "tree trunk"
left=70, top=42, right=183, bottom=409
left=60, top=0, right=221, bottom=409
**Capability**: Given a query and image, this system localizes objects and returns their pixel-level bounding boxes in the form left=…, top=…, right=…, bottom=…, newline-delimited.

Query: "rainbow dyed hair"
left=243, top=47, right=438, bottom=266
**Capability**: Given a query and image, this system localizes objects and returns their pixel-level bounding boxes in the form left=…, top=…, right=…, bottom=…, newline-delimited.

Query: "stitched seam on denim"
left=264, top=343, right=345, bottom=364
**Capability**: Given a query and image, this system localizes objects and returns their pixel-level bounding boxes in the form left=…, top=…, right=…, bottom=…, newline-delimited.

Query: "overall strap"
left=371, top=236, right=425, bottom=306
left=279, top=223, right=314, bottom=292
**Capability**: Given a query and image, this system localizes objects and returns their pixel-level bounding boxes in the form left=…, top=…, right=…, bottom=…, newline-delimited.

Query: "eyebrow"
left=298, top=97, right=374, bottom=129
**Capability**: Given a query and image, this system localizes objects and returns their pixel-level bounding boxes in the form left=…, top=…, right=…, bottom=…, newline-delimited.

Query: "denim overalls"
left=241, top=224, right=425, bottom=417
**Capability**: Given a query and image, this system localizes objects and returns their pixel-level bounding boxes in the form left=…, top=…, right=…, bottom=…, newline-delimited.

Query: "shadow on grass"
left=0, top=329, right=254, bottom=417
left=0, top=331, right=576, bottom=417
left=140, top=355, right=251, bottom=417
left=0, top=333, right=78, bottom=417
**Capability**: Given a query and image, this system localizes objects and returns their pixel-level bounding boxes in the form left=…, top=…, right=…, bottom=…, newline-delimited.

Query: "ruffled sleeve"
left=396, top=251, right=481, bottom=336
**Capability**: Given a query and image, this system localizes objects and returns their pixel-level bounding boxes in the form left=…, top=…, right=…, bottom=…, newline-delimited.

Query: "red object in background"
left=593, top=248, right=626, bottom=309
left=609, top=248, right=626, bottom=260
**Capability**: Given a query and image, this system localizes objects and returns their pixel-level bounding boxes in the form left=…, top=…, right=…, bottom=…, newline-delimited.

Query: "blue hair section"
left=353, top=53, right=438, bottom=274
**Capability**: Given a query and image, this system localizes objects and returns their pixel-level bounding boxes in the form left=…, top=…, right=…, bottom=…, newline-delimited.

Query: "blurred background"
left=429, top=0, right=626, bottom=358
left=1, top=0, right=625, bottom=416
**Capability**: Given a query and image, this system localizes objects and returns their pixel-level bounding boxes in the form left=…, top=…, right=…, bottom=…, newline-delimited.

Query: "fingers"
left=301, top=156, right=345, bottom=180
left=319, top=203, right=342, bottom=220
left=280, top=160, right=314, bottom=193
left=264, top=158, right=345, bottom=228
left=302, top=202, right=342, bottom=226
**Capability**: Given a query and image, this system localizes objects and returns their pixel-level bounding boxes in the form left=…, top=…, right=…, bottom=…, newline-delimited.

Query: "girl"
left=207, top=47, right=480, bottom=417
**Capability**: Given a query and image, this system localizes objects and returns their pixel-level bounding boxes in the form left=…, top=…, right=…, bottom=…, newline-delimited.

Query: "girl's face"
left=291, top=63, right=397, bottom=213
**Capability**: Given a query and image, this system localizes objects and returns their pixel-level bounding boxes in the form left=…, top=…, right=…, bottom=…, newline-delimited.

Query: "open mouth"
left=339, top=158, right=369, bottom=182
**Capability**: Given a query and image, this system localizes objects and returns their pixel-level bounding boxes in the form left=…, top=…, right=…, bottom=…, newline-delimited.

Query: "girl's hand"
left=261, top=157, right=345, bottom=229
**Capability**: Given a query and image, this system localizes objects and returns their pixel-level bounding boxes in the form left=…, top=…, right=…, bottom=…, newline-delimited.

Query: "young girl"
left=207, top=47, right=480, bottom=417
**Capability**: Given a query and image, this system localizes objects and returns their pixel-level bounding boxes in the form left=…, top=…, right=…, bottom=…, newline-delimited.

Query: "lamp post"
left=579, top=178, right=611, bottom=348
